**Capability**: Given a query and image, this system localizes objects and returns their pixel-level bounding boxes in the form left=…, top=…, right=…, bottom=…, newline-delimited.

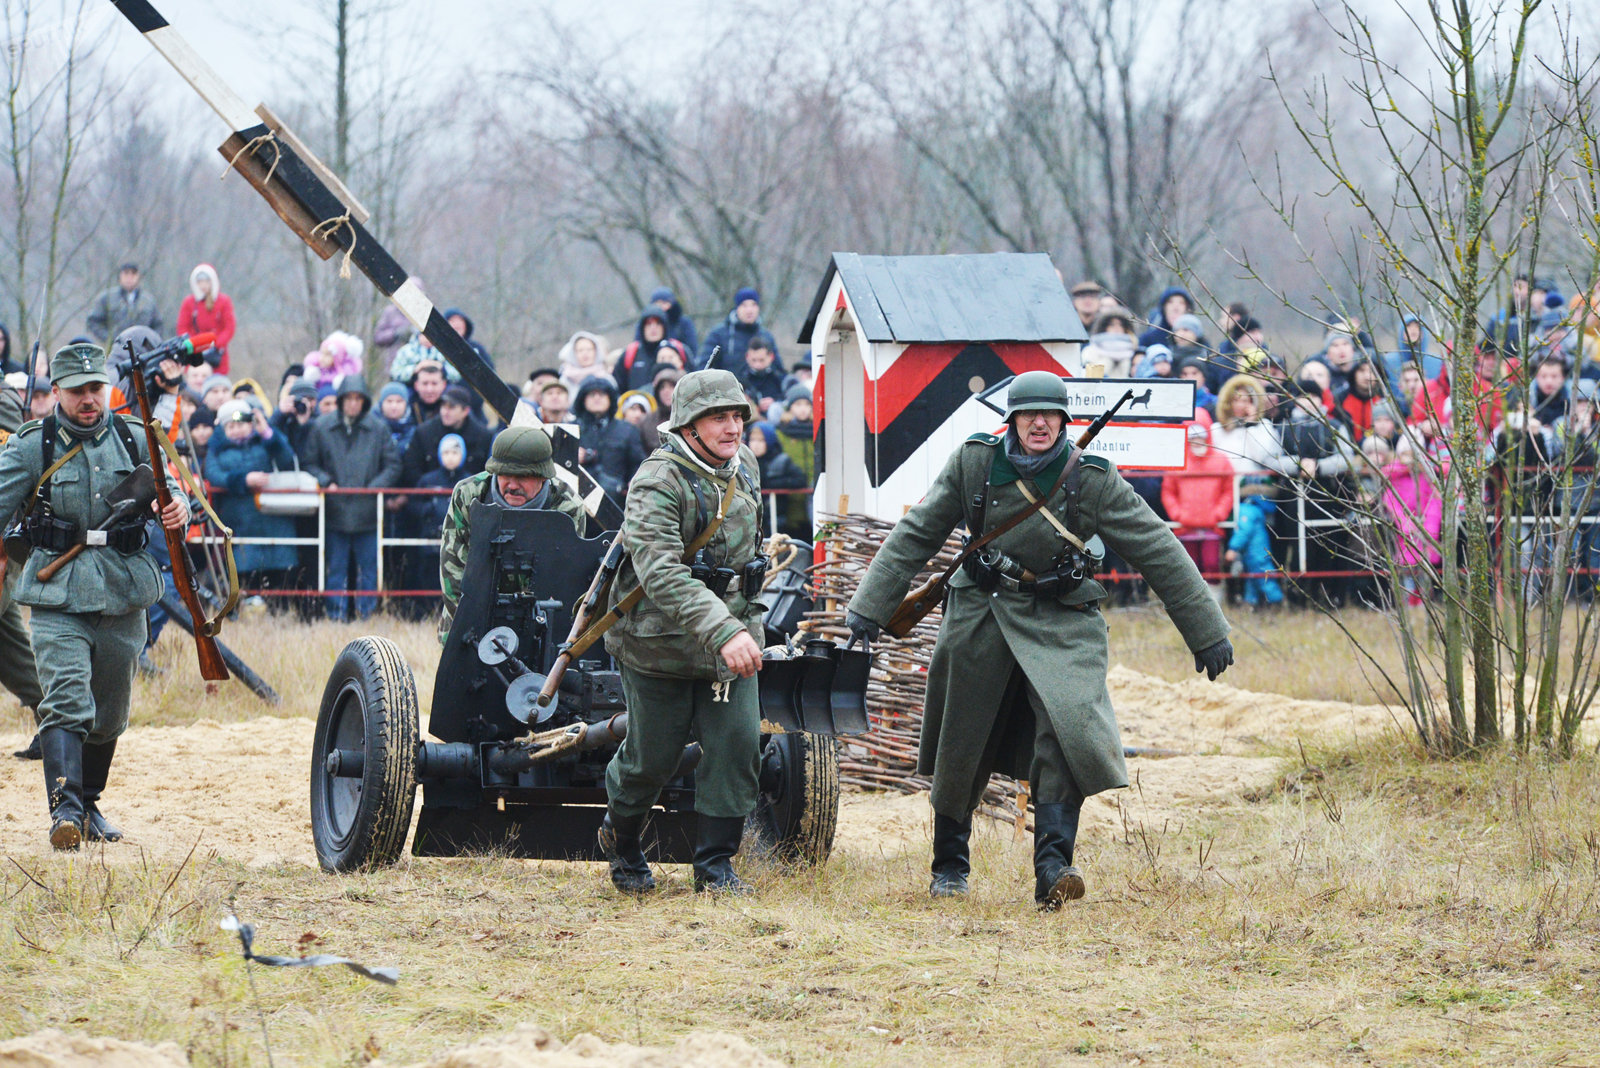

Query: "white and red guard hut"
left=798, top=252, right=1089, bottom=522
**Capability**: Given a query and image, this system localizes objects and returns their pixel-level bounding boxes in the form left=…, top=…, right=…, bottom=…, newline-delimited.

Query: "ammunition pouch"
left=741, top=556, right=769, bottom=594
left=691, top=547, right=750, bottom=597
left=100, top=522, right=149, bottom=555
left=962, top=543, right=1005, bottom=592
left=21, top=508, right=81, bottom=555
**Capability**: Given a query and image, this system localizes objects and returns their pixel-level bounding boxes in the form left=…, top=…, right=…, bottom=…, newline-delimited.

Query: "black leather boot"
left=929, top=812, right=972, bottom=898
left=13, top=731, right=41, bottom=760
left=1033, top=801, right=1085, bottom=910
left=692, top=815, right=753, bottom=895
left=40, top=728, right=85, bottom=851
left=81, top=738, right=124, bottom=843
left=597, top=810, right=656, bottom=894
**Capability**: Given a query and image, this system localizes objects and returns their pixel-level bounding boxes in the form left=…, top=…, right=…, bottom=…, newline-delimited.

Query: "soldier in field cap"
left=0, top=342, right=188, bottom=850
left=436, top=424, right=587, bottom=642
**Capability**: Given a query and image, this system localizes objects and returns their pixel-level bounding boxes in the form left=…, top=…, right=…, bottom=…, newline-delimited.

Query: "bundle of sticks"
left=804, top=512, right=1028, bottom=825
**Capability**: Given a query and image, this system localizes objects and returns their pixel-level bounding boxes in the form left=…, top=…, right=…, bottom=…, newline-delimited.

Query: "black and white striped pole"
left=109, top=0, right=619, bottom=523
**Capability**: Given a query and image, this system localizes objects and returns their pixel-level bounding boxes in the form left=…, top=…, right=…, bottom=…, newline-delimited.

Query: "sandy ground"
left=0, top=664, right=1395, bottom=868
left=0, top=1024, right=781, bottom=1068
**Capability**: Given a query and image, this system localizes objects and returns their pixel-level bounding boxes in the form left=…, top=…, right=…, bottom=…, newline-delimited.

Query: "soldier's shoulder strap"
left=965, top=431, right=1002, bottom=447
left=1079, top=454, right=1113, bottom=474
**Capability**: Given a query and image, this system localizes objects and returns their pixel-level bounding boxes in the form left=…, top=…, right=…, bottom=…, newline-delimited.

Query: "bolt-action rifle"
left=123, top=331, right=231, bottom=681
left=882, top=389, right=1135, bottom=639
left=535, top=538, right=627, bottom=709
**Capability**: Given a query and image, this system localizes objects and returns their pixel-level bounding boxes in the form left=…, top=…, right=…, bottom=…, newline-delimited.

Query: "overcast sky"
left=81, top=0, right=710, bottom=137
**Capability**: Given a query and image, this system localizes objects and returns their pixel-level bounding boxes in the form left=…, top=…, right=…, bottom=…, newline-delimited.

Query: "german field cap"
left=51, top=343, right=112, bottom=389
left=486, top=425, right=556, bottom=478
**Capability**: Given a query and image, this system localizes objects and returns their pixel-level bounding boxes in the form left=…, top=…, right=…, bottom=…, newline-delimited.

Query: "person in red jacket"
left=1161, top=422, right=1237, bottom=584
left=176, top=263, right=236, bottom=372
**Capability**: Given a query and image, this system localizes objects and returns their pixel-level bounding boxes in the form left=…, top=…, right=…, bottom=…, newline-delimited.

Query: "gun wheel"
left=750, top=732, right=839, bottom=865
left=311, top=637, right=419, bottom=873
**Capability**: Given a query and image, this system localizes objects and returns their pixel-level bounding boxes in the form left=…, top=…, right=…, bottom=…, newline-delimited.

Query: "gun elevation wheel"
left=311, top=637, right=419, bottom=872
left=751, top=732, right=839, bottom=864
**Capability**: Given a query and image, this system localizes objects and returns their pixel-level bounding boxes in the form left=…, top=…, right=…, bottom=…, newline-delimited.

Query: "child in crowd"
left=1224, top=481, right=1283, bottom=607
left=1161, top=423, right=1236, bottom=589
left=1384, top=436, right=1443, bottom=605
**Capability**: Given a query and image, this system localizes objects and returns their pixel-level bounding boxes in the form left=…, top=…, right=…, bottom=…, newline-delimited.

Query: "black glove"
left=1194, top=638, right=1234, bottom=682
left=846, top=610, right=882, bottom=643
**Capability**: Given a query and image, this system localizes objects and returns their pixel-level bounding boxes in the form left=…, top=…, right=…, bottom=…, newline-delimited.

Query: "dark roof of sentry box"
left=798, top=252, right=1088, bottom=345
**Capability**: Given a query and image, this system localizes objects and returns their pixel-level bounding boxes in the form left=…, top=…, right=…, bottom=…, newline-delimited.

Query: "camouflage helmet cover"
left=486, top=424, right=557, bottom=478
left=666, top=369, right=757, bottom=431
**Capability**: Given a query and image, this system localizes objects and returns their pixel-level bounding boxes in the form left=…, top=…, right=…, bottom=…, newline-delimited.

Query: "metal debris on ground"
left=220, top=915, right=399, bottom=985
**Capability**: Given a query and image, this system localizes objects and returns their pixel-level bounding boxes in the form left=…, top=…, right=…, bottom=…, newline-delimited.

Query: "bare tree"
left=854, top=0, right=1312, bottom=315
left=0, top=0, right=121, bottom=356
left=1192, top=0, right=1600, bottom=756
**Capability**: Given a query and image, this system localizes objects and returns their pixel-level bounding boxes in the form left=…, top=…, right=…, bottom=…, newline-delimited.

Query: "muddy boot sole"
left=1037, top=866, right=1085, bottom=911
left=50, top=819, right=83, bottom=851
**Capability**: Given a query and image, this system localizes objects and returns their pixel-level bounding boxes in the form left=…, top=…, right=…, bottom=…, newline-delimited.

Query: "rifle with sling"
left=123, top=332, right=232, bottom=681
left=883, top=389, right=1135, bottom=638
left=534, top=459, right=742, bottom=711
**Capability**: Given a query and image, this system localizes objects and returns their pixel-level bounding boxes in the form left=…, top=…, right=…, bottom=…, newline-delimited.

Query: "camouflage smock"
left=603, top=433, right=763, bottom=681
left=437, top=470, right=587, bottom=641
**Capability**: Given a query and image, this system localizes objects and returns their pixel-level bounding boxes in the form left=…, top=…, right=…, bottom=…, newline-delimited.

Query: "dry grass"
left=1, top=609, right=1598, bottom=1064
left=1, top=743, right=1597, bottom=1065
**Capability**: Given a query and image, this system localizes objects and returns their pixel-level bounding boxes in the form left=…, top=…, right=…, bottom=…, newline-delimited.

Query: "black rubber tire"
left=750, top=731, right=839, bottom=865
left=310, top=637, right=419, bottom=873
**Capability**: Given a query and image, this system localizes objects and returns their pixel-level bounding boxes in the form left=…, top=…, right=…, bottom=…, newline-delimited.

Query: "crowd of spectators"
left=16, top=258, right=1599, bottom=620
left=4, top=270, right=820, bottom=621
left=1071, top=273, right=1600, bottom=609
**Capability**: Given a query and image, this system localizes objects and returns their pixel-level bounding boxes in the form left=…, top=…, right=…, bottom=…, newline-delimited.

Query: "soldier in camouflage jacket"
left=599, top=369, right=765, bottom=897
left=436, top=426, right=585, bottom=642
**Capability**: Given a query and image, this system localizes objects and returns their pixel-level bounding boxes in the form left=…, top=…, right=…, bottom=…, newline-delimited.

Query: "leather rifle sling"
left=564, top=458, right=741, bottom=658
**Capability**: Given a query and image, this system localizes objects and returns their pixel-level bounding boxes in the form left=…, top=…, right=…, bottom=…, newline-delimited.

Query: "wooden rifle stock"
left=536, top=539, right=626, bottom=709
left=126, top=341, right=230, bottom=681
left=881, top=389, right=1136, bottom=639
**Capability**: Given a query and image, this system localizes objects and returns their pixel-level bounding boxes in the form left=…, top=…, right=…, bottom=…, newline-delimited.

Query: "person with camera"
left=0, top=343, right=188, bottom=850
left=204, top=400, right=298, bottom=595
left=844, top=371, right=1233, bottom=910
left=598, top=369, right=766, bottom=897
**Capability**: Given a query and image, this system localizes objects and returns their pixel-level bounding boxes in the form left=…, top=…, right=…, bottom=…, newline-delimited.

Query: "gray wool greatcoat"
left=848, top=434, right=1229, bottom=819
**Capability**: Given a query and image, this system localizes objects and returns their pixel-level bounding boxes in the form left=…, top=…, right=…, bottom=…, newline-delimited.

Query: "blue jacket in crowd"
left=204, top=430, right=300, bottom=573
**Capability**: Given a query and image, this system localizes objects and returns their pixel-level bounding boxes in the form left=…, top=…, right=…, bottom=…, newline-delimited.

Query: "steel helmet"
left=486, top=424, right=557, bottom=478
left=1004, top=371, right=1071, bottom=421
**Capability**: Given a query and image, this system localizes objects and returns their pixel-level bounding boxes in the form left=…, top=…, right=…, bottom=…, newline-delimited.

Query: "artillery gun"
left=308, top=505, right=869, bottom=873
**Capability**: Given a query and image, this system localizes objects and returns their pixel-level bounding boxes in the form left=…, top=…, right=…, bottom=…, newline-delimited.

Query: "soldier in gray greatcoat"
left=0, top=343, right=188, bottom=850
left=847, top=371, right=1235, bottom=909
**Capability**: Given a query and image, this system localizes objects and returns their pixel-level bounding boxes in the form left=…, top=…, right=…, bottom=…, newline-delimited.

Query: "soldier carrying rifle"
left=846, top=371, right=1235, bottom=909
left=0, top=343, right=188, bottom=850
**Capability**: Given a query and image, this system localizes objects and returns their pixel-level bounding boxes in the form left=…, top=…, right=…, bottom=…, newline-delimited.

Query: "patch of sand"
left=0, top=1030, right=187, bottom=1067
left=0, top=716, right=319, bottom=867
left=1110, top=664, right=1399, bottom=754
left=0, top=665, right=1383, bottom=867
left=383, top=1024, right=780, bottom=1068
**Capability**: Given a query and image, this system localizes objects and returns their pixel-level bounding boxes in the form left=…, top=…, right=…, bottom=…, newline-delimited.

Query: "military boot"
left=692, top=815, right=754, bottom=895
left=1033, top=801, right=1086, bottom=910
left=597, top=810, right=656, bottom=894
left=39, top=728, right=85, bottom=851
left=13, top=730, right=41, bottom=760
left=81, top=738, right=124, bottom=843
left=929, top=812, right=972, bottom=898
